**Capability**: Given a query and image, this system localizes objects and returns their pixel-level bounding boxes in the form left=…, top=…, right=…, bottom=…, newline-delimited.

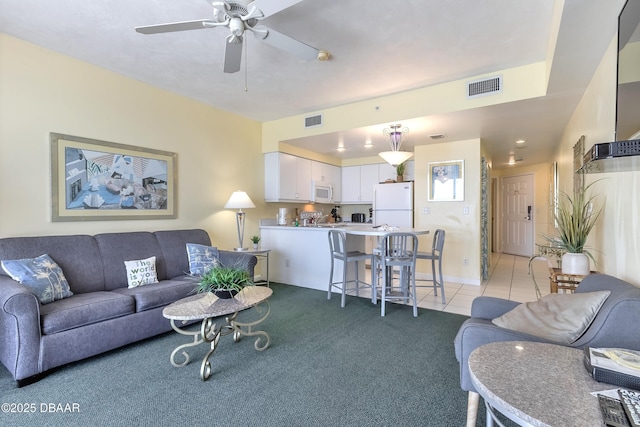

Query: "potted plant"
left=396, top=162, right=406, bottom=182
left=194, top=260, right=253, bottom=299
left=250, top=235, right=261, bottom=249
left=543, top=181, right=603, bottom=275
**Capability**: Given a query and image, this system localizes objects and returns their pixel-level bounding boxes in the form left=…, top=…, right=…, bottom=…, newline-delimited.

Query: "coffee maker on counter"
left=331, top=205, right=342, bottom=223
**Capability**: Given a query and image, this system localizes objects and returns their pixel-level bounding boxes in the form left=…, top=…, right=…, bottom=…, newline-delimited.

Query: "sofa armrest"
left=217, top=251, right=258, bottom=278
left=470, top=296, right=520, bottom=319
left=0, top=276, right=43, bottom=382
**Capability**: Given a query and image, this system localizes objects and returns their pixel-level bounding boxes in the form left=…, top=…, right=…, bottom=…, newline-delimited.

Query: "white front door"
left=502, top=174, right=534, bottom=256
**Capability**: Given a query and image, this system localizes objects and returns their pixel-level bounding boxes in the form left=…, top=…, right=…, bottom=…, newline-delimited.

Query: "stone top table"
left=163, top=286, right=272, bottom=381
left=163, top=286, right=272, bottom=320
left=469, top=341, right=612, bottom=427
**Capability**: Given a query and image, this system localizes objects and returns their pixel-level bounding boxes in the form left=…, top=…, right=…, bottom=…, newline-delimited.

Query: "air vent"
left=304, top=114, right=323, bottom=128
left=466, top=75, right=502, bottom=99
left=429, top=134, right=446, bottom=140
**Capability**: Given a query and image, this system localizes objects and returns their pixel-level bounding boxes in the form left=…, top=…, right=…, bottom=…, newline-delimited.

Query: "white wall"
left=0, top=34, right=267, bottom=249
left=414, top=139, right=482, bottom=285
left=553, top=35, right=640, bottom=285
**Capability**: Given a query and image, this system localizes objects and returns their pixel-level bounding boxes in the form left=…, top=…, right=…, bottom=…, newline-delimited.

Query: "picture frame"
left=51, top=133, right=177, bottom=221
left=428, top=160, right=464, bottom=201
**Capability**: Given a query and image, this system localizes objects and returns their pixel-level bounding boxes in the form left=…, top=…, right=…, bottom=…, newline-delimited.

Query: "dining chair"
left=327, top=229, right=373, bottom=307
left=415, top=229, right=446, bottom=304
left=373, top=232, right=419, bottom=317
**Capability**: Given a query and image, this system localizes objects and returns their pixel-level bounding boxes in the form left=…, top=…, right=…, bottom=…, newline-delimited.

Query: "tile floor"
left=351, top=252, right=552, bottom=317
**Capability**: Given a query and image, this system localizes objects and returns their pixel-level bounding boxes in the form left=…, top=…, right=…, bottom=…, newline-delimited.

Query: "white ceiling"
left=0, top=0, right=625, bottom=168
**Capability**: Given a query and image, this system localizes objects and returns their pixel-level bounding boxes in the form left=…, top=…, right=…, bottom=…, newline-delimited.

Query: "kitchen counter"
left=259, top=224, right=429, bottom=292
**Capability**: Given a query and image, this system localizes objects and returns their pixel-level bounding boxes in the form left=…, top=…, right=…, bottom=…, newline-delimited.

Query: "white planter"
left=561, top=252, right=590, bottom=275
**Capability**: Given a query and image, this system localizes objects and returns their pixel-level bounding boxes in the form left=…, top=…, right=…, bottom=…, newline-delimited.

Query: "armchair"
left=454, top=274, right=640, bottom=426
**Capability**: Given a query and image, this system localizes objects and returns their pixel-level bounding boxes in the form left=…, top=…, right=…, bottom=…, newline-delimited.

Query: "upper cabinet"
left=265, top=153, right=412, bottom=204
left=264, top=153, right=311, bottom=202
left=341, top=164, right=378, bottom=204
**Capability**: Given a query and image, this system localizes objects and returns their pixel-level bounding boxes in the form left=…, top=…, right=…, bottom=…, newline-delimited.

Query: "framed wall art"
left=428, top=160, right=464, bottom=201
left=50, top=133, right=177, bottom=221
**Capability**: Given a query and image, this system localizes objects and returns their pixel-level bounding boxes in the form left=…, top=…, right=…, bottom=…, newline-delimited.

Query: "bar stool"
left=415, top=229, right=446, bottom=304
left=373, top=232, right=419, bottom=317
left=327, top=229, right=373, bottom=307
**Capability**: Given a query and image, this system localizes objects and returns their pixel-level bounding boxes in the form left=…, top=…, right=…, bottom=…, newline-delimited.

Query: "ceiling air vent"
left=304, top=114, right=323, bottom=128
left=466, top=75, right=502, bottom=99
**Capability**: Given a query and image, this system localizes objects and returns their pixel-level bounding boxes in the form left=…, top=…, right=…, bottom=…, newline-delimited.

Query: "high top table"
left=469, top=341, right=612, bottom=426
left=162, top=286, right=272, bottom=381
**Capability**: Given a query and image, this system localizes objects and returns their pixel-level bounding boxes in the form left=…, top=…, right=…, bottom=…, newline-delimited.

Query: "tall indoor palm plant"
left=544, top=181, right=603, bottom=274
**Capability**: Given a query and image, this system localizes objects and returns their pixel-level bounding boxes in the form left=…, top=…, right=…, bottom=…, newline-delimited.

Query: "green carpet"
left=0, top=283, right=485, bottom=426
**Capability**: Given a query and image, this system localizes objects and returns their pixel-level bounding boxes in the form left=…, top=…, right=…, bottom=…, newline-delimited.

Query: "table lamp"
left=224, top=190, right=256, bottom=251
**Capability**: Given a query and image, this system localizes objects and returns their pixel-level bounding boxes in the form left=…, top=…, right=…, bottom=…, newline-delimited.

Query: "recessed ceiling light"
left=364, top=139, right=373, bottom=148
left=515, top=139, right=526, bottom=145
left=337, top=146, right=346, bottom=152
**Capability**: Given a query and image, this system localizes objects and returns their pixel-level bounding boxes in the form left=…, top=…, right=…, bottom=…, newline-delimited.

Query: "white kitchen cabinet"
left=341, top=164, right=378, bottom=203
left=264, top=152, right=311, bottom=202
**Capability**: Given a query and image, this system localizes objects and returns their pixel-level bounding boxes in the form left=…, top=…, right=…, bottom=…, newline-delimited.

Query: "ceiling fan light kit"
left=135, top=0, right=321, bottom=73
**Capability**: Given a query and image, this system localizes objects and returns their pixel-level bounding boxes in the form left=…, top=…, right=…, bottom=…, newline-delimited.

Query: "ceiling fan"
left=135, top=0, right=321, bottom=73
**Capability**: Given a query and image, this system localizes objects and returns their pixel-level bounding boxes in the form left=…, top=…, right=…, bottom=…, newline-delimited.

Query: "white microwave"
left=310, top=180, right=333, bottom=204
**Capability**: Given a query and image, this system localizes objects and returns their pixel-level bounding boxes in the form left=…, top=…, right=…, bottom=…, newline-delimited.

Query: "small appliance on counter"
left=351, top=213, right=366, bottom=223
left=331, top=206, right=342, bottom=223
left=277, top=208, right=291, bottom=226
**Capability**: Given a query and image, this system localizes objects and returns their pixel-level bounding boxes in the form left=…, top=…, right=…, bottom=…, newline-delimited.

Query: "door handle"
left=525, top=205, right=532, bottom=220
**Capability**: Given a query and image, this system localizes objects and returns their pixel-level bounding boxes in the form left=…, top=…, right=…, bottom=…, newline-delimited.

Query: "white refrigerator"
left=372, top=182, right=414, bottom=227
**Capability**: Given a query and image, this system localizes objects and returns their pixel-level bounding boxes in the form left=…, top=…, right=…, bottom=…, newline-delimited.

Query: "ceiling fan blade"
left=135, top=20, right=216, bottom=34
left=247, top=0, right=305, bottom=19
left=223, top=35, right=243, bottom=73
left=254, top=26, right=319, bottom=61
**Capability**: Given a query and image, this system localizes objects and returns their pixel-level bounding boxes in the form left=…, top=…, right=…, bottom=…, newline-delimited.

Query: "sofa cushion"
left=39, top=291, right=135, bottom=334
left=0, top=235, right=105, bottom=294
left=1, top=254, right=73, bottom=304
left=492, top=290, right=611, bottom=344
left=112, top=278, right=198, bottom=312
left=155, top=229, right=212, bottom=278
left=95, top=232, right=166, bottom=290
left=124, top=256, right=159, bottom=288
left=186, top=243, right=220, bottom=276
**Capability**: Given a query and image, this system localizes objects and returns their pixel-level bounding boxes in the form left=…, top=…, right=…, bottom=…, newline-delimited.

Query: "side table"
left=245, top=248, right=271, bottom=287
left=469, top=341, right=612, bottom=427
left=549, top=267, right=595, bottom=293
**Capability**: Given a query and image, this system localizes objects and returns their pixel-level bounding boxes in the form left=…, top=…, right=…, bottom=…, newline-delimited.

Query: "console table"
left=162, top=286, right=272, bottom=381
left=469, top=341, right=611, bottom=426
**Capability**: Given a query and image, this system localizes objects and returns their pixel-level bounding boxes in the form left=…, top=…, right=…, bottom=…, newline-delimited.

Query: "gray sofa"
left=454, top=273, right=640, bottom=425
left=0, top=229, right=256, bottom=386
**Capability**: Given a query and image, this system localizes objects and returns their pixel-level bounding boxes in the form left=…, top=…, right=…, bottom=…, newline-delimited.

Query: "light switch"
left=463, top=205, right=470, bottom=215
left=422, top=207, right=430, bottom=214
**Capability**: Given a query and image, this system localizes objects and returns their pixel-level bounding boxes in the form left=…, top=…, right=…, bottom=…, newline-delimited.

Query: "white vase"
left=561, top=252, right=590, bottom=275
left=253, top=243, right=258, bottom=250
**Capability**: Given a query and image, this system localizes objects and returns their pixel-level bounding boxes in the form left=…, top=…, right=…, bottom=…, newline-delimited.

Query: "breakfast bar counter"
left=259, top=225, right=429, bottom=292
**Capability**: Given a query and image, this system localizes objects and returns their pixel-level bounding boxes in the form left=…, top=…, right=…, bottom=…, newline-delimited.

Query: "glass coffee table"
left=162, top=286, right=272, bottom=381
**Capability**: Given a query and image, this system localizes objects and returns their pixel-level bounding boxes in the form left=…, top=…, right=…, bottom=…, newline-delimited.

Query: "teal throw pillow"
left=1, top=254, right=74, bottom=304
left=186, top=243, right=220, bottom=276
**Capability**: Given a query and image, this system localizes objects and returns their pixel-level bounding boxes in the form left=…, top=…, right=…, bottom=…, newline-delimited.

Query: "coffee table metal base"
left=168, top=300, right=271, bottom=381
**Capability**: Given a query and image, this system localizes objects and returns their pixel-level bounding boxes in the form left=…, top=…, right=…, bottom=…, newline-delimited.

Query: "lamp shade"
left=224, top=191, right=255, bottom=209
left=378, top=151, right=413, bottom=167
